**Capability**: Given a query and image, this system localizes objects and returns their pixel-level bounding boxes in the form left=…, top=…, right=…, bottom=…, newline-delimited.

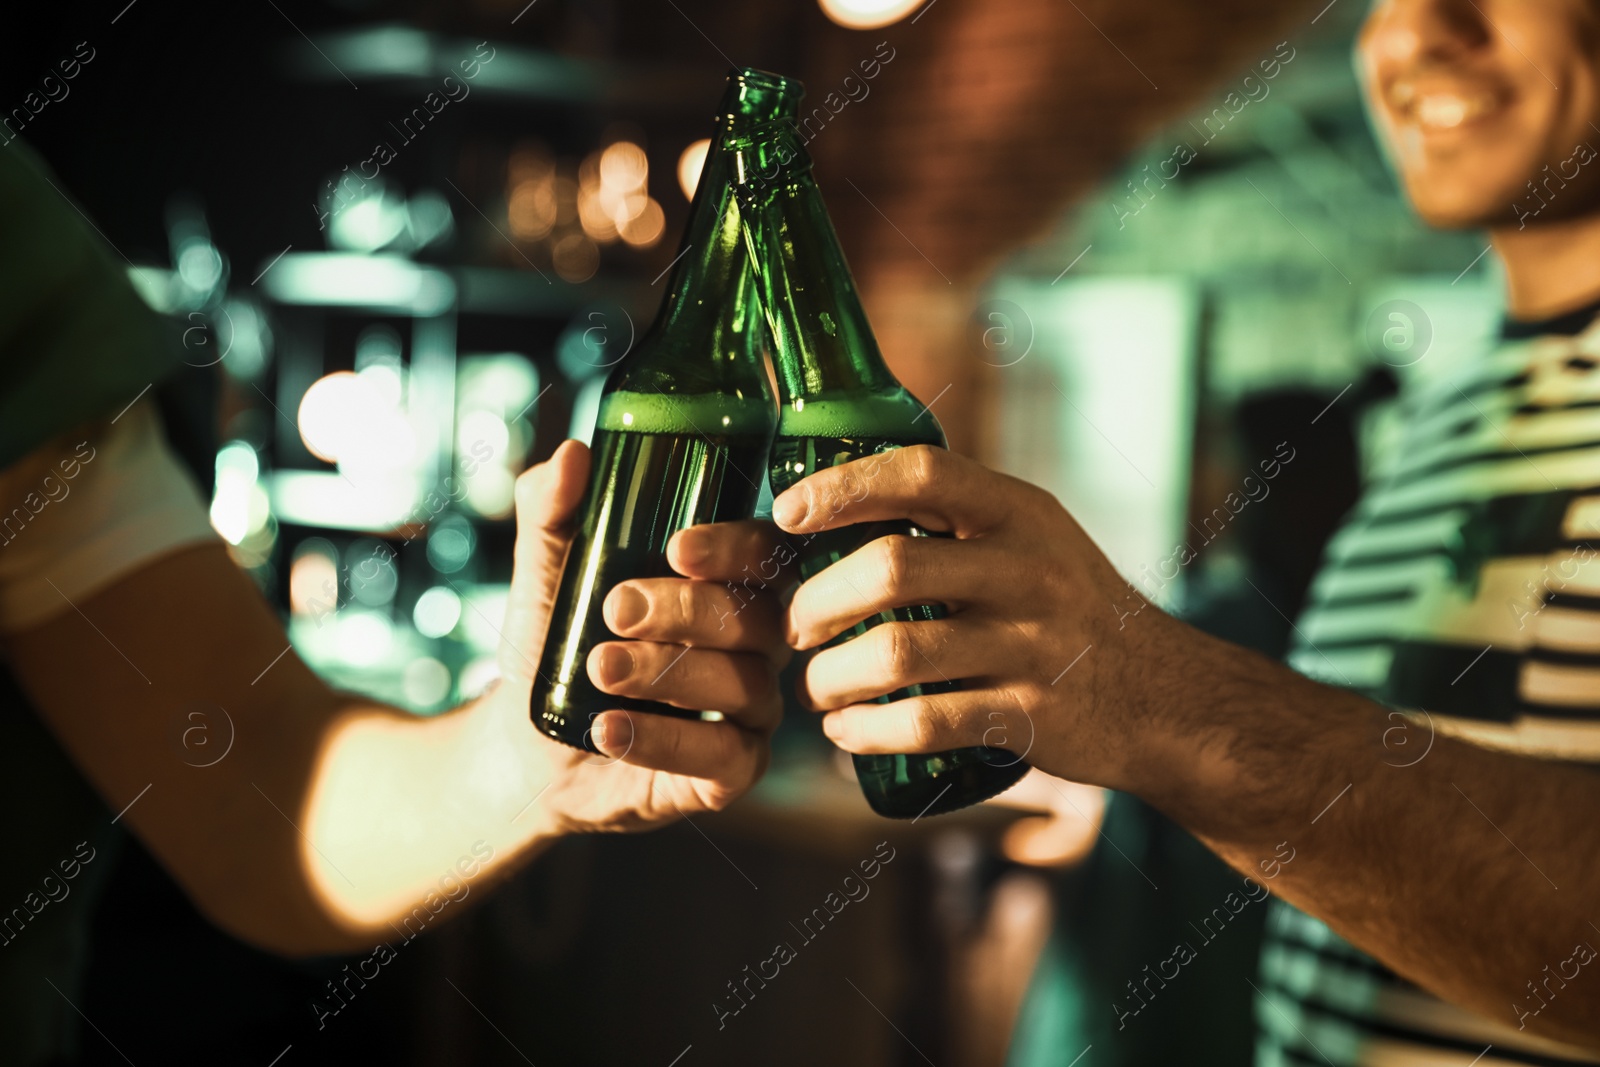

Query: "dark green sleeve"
left=0, top=141, right=183, bottom=469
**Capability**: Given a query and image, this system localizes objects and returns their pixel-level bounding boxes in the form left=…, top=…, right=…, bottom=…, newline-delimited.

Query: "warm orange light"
left=508, top=177, right=556, bottom=240
left=817, top=0, right=921, bottom=29
left=507, top=144, right=557, bottom=242
left=577, top=182, right=619, bottom=243
left=618, top=198, right=665, bottom=248
left=599, top=141, right=648, bottom=192
left=552, top=233, right=599, bottom=283
left=289, top=547, right=338, bottom=617
left=677, top=139, right=710, bottom=201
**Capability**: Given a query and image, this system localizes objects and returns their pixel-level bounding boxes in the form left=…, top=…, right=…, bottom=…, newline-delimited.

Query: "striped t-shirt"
left=1256, top=308, right=1600, bottom=1066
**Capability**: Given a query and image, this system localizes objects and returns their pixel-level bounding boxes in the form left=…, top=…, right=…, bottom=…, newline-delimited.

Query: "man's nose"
left=1361, top=0, right=1490, bottom=67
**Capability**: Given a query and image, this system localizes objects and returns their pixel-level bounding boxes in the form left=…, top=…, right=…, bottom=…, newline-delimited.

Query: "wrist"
left=1112, top=618, right=1380, bottom=846
left=460, top=680, right=569, bottom=848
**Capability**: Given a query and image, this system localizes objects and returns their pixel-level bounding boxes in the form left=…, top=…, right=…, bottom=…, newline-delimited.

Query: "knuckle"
left=876, top=622, right=915, bottom=680
left=903, top=445, right=943, bottom=488
left=875, top=534, right=913, bottom=597
left=826, top=478, right=856, bottom=516
left=1010, top=681, right=1045, bottom=721
left=906, top=701, right=943, bottom=751
left=712, top=587, right=745, bottom=636
left=1025, top=478, right=1060, bottom=512
left=673, top=580, right=701, bottom=631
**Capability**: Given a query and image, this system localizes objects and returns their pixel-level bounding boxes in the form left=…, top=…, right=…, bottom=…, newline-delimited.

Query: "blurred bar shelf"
left=279, top=24, right=717, bottom=112
left=257, top=251, right=653, bottom=318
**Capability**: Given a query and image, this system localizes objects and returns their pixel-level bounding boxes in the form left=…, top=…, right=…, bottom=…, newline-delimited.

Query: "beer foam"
left=775, top=391, right=928, bottom=438
left=597, top=390, right=774, bottom=436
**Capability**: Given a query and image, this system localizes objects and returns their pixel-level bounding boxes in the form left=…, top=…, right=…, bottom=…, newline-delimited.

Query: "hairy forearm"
left=1134, top=621, right=1600, bottom=1048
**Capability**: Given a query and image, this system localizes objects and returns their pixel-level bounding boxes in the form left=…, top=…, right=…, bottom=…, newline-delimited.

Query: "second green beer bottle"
left=730, top=69, right=1030, bottom=818
left=531, top=73, right=782, bottom=751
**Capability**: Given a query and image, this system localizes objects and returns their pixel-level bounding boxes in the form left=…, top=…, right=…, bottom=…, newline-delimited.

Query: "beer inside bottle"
left=733, top=69, right=1030, bottom=818
left=531, top=72, right=779, bottom=752
left=534, top=391, right=770, bottom=750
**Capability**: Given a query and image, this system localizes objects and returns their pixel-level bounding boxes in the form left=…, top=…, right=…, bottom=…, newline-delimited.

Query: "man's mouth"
left=1388, top=79, right=1507, bottom=131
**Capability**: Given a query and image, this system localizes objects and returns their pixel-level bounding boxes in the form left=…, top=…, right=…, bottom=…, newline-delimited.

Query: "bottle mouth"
left=720, top=67, right=804, bottom=124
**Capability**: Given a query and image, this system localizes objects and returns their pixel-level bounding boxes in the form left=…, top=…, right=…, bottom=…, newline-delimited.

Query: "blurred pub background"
left=4, top=0, right=1502, bottom=1063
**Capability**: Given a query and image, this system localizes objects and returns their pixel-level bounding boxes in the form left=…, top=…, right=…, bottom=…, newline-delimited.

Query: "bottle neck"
left=730, top=124, right=900, bottom=406
left=650, top=125, right=745, bottom=342
left=649, top=71, right=804, bottom=339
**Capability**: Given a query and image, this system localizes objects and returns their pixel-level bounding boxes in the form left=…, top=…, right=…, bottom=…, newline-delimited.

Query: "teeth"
left=1391, top=82, right=1499, bottom=130
left=1417, top=93, right=1471, bottom=128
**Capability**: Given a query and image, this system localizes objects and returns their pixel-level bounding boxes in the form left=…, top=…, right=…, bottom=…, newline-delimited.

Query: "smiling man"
left=772, top=0, right=1600, bottom=1062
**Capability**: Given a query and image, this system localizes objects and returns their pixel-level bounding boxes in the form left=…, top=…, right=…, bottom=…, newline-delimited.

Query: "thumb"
left=500, top=440, right=591, bottom=685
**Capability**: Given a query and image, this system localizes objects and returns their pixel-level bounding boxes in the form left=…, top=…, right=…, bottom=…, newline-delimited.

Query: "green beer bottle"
left=731, top=70, right=1030, bottom=818
left=531, top=73, right=782, bottom=751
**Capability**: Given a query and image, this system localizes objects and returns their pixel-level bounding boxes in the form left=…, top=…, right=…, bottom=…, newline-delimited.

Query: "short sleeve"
left=0, top=402, right=217, bottom=631
left=0, top=140, right=185, bottom=469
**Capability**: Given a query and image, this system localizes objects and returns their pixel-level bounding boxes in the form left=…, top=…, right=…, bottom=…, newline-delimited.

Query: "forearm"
left=8, top=443, right=786, bottom=956
left=774, top=444, right=1600, bottom=1045
left=1135, top=620, right=1600, bottom=1048
left=8, top=544, right=560, bottom=956
left=302, top=682, right=562, bottom=947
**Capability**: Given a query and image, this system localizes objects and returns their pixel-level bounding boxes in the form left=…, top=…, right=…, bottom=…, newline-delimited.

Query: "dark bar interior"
left=4, top=0, right=1600, bottom=1064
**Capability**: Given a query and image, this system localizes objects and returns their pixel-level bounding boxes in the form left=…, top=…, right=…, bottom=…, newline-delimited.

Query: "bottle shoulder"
left=601, top=365, right=773, bottom=404
left=597, top=375, right=775, bottom=436
left=774, top=387, right=946, bottom=445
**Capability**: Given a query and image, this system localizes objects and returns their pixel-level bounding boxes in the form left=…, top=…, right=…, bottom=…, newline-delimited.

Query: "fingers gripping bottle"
left=730, top=69, right=1029, bottom=817
left=530, top=72, right=784, bottom=751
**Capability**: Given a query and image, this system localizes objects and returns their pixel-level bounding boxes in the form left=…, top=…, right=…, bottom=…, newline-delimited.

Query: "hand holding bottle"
left=731, top=68, right=1028, bottom=816
left=500, top=440, right=792, bottom=833
left=773, top=443, right=1189, bottom=797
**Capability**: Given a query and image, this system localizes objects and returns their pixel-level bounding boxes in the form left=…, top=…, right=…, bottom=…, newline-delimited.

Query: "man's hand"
left=772, top=445, right=1600, bottom=1051
left=495, top=440, right=792, bottom=834
left=772, top=444, right=1175, bottom=793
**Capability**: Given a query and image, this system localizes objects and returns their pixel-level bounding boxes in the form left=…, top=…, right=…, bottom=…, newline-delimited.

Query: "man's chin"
left=1405, top=192, right=1519, bottom=232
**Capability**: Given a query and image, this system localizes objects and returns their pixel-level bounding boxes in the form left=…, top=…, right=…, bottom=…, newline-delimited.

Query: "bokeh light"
left=618, top=198, right=665, bottom=248
left=426, top=516, right=476, bottom=574
left=289, top=539, right=340, bottom=618
left=677, top=138, right=710, bottom=201
left=817, top=0, right=922, bottom=28
left=346, top=539, right=399, bottom=607
left=552, top=232, right=600, bottom=282
left=413, top=586, right=463, bottom=639
left=210, top=441, right=270, bottom=549
left=296, top=370, right=417, bottom=473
